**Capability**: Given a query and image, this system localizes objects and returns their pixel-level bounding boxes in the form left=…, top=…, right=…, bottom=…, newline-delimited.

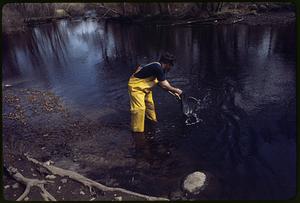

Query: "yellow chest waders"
left=128, top=68, right=159, bottom=132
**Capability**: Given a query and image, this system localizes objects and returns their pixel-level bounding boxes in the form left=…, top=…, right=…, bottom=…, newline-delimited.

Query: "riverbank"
left=2, top=2, right=295, bottom=34
left=150, top=10, right=296, bottom=26
left=3, top=10, right=295, bottom=35
left=2, top=86, right=170, bottom=201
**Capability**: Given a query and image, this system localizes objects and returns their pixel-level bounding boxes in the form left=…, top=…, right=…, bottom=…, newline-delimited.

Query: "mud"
left=2, top=86, right=150, bottom=200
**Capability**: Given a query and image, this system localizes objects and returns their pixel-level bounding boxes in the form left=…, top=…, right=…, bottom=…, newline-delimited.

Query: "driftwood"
left=6, top=166, right=56, bottom=201
left=25, top=155, right=169, bottom=201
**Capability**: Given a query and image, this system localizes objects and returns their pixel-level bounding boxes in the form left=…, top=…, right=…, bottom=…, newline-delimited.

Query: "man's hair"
left=159, top=52, right=175, bottom=66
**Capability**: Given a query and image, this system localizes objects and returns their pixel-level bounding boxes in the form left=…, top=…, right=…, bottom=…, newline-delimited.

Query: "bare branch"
left=26, top=155, right=169, bottom=201
left=6, top=166, right=57, bottom=201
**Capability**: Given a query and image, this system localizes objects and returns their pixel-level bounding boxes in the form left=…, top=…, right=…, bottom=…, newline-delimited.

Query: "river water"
left=3, top=19, right=296, bottom=199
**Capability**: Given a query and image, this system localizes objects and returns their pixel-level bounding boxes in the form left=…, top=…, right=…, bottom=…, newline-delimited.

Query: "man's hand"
left=159, top=80, right=183, bottom=96
left=174, top=88, right=183, bottom=95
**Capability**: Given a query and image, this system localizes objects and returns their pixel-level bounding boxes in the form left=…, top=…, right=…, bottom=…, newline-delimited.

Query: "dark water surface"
left=3, top=19, right=296, bottom=199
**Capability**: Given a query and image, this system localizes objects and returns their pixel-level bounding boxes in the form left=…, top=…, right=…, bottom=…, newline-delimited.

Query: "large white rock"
left=183, top=171, right=206, bottom=194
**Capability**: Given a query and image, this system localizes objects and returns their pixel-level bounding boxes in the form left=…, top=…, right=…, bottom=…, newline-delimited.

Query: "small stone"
left=114, top=196, right=122, bottom=201
left=183, top=171, right=206, bottom=194
left=58, top=186, right=61, bottom=190
left=61, top=178, right=68, bottom=184
left=41, top=147, right=46, bottom=150
left=80, top=190, right=85, bottom=195
left=43, top=134, right=48, bottom=137
left=32, top=174, right=37, bottom=177
left=46, top=175, right=56, bottom=179
left=4, top=185, right=10, bottom=189
left=12, top=183, right=19, bottom=189
left=113, top=194, right=117, bottom=197
left=24, top=197, right=29, bottom=201
left=45, top=160, right=54, bottom=165
left=90, top=197, right=96, bottom=201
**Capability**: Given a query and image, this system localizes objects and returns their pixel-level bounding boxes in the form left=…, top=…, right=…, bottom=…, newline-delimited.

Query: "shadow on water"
left=2, top=19, right=296, bottom=199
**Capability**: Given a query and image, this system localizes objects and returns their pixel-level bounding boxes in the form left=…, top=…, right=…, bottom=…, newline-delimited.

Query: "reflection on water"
left=2, top=19, right=296, bottom=199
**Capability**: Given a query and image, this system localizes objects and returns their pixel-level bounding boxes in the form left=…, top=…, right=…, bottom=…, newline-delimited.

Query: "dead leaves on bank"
left=3, top=88, right=67, bottom=126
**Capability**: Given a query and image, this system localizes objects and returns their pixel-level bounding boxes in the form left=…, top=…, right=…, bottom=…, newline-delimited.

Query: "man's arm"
left=159, top=80, right=182, bottom=95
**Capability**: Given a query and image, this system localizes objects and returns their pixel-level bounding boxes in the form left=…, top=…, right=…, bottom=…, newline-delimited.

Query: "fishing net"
left=180, top=93, right=202, bottom=126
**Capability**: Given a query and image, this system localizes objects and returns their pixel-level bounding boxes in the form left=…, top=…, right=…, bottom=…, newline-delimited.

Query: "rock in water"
left=183, top=171, right=206, bottom=194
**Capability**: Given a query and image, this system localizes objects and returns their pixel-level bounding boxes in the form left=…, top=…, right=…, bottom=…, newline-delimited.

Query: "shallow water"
left=2, top=19, right=296, bottom=199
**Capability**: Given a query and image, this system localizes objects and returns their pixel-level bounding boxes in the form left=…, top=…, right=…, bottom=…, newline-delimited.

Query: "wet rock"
left=80, top=190, right=85, bottom=195
left=183, top=171, right=206, bottom=194
left=24, top=197, right=29, bottom=201
left=4, top=185, right=10, bottom=189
